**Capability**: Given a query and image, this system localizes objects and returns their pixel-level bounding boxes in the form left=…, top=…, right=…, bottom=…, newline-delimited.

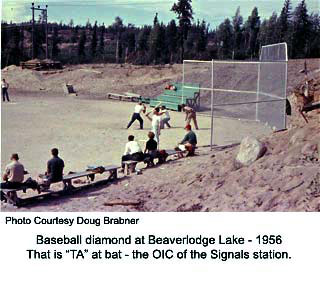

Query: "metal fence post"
left=256, top=61, right=261, bottom=121
left=210, top=59, right=214, bottom=150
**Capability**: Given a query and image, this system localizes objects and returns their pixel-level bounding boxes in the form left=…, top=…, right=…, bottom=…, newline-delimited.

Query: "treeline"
left=1, top=0, right=320, bottom=68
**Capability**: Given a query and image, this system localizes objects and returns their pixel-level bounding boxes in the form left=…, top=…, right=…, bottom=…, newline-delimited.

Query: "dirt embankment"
left=2, top=59, right=319, bottom=99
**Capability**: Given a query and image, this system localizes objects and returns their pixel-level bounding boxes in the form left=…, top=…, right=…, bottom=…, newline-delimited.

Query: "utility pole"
left=116, top=32, right=119, bottom=63
left=31, top=3, right=34, bottom=59
left=45, top=6, right=48, bottom=59
left=31, top=3, right=48, bottom=59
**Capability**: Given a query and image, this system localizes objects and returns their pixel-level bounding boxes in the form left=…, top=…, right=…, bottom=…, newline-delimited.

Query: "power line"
left=48, top=2, right=173, bottom=7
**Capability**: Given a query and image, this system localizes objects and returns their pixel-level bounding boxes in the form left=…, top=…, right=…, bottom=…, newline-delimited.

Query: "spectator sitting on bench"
left=177, top=124, right=197, bottom=157
left=144, top=131, right=158, bottom=167
left=38, top=148, right=65, bottom=190
left=1, top=153, right=25, bottom=189
left=120, top=135, right=144, bottom=173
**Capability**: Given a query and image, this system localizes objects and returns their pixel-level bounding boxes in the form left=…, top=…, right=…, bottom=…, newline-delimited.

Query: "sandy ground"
left=1, top=93, right=270, bottom=177
left=1, top=59, right=319, bottom=212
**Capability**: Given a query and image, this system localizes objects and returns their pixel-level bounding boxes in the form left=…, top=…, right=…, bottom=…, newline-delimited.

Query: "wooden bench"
left=1, top=186, right=29, bottom=206
left=107, top=92, right=141, bottom=102
left=122, top=150, right=186, bottom=175
left=1, top=165, right=119, bottom=206
left=58, top=165, right=118, bottom=191
left=125, top=92, right=141, bottom=101
left=0, top=171, right=33, bottom=205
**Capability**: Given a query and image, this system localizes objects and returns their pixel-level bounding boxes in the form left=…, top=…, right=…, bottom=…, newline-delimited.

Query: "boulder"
left=235, top=137, right=267, bottom=167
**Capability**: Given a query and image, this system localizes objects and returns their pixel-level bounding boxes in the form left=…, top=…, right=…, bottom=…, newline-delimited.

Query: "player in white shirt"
left=127, top=102, right=146, bottom=129
left=160, top=105, right=171, bottom=129
left=146, top=107, right=164, bottom=146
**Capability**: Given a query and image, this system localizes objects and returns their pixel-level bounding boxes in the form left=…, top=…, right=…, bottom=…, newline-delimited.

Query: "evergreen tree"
left=292, top=0, right=310, bottom=58
left=99, top=24, right=105, bottom=58
left=127, top=32, right=136, bottom=53
left=246, top=7, right=260, bottom=58
left=112, top=17, right=124, bottom=63
left=148, top=13, right=165, bottom=64
left=1, top=23, right=10, bottom=67
left=217, top=18, right=233, bottom=59
left=153, top=12, right=159, bottom=26
left=71, top=26, right=79, bottom=43
left=232, top=7, right=244, bottom=58
left=91, top=21, right=98, bottom=58
left=137, top=26, right=151, bottom=52
left=78, top=30, right=86, bottom=63
left=10, top=26, right=22, bottom=65
left=258, top=19, right=269, bottom=47
left=166, top=20, right=178, bottom=63
left=20, top=26, right=25, bottom=60
left=136, top=26, right=151, bottom=64
left=52, top=26, right=60, bottom=59
left=196, top=20, right=208, bottom=55
left=266, top=12, right=279, bottom=44
left=279, top=0, right=292, bottom=42
left=171, top=0, right=194, bottom=62
left=86, top=19, right=92, bottom=30
left=308, top=13, right=320, bottom=57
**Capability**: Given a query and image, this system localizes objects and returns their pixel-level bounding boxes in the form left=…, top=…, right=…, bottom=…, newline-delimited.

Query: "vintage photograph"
left=1, top=0, right=319, bottom=211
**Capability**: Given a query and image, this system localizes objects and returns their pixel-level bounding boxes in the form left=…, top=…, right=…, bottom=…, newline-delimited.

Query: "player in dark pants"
left=127, top=102, right=146, bottom=129
left=2, top=79, right=10, bottom=102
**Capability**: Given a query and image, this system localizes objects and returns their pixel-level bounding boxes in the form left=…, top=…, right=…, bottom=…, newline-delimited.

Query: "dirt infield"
left=1, top=93, right=270, bottom=180
left=3, top=59, right=317, bottom=211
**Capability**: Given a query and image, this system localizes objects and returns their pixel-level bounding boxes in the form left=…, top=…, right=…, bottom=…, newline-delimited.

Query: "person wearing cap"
left=178, top=124, right=197, bottom=156
left=2, top=79, right=10, bottom=102
left=181, top=104, right=199, bottom=130
left=1, top=153, right=25, bottom=189
left=127, top=102, right=146, bottom=129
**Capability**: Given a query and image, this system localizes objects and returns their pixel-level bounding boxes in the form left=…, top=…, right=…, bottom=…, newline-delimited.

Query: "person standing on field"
left=160, top=105, right=171, bottom=129
left=145, top=107, right=163, bottom=146
left=127, top=102, right=146, bottom=129
left=2, top=79, right=10, bottom=102
left=181, top=104, right=199, bottom=130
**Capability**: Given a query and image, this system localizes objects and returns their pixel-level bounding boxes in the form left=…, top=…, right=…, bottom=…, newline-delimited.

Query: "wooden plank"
left=108, top=92, right=140, bottom=102
left=125, top=92, right=141, bottom=98
left=63, top=171, right=94, bottom=181
left=108, top=93, right=126, bottom=98
left=1, top=188, right=24, bottom=206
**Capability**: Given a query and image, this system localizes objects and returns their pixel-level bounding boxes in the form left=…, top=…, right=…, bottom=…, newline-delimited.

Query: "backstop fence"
left=182, top=43, right=288, bottom=149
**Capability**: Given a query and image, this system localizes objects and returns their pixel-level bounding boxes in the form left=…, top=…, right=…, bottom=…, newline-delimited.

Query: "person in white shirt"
left=120, top=135, right=144, bottom=171
left=2, top=79, right=10, bottom=102
left=160, top=105, right=171, bottom=129
left=145, top=107, right=163, bottom=146
left=127, top=102, right=146, bottom=129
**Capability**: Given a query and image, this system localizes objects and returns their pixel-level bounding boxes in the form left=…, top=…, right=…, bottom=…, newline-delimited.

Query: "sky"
left=1, top=0, right=319, bottom=28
